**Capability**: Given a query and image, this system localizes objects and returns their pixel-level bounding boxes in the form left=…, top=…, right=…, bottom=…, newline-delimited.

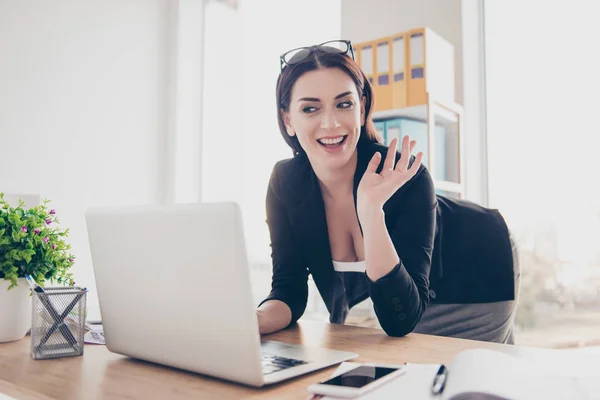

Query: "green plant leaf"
left=11, top=250, right=21, bottom=261
left=0, top=196, right=75, bottom=287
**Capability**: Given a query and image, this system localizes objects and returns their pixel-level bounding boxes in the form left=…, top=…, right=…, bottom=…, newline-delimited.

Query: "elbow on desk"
left=378, top=308, right=423, bottom=337
left=287, top=311, right=305, bottom=329
left=381, top=323, right=414, bottom=338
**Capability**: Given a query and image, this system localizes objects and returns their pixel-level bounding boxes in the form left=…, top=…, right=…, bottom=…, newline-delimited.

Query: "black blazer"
left=259, top=140, right=514, bottom=337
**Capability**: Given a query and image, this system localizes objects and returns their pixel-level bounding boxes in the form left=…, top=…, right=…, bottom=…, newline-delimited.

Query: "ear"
left=360, top=96, right=366, bottom=126
left=281, top=109, right=296, bottom=137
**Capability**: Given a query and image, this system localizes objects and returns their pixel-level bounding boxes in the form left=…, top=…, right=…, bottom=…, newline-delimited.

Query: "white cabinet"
left=373, top=94, right=464, bottom=199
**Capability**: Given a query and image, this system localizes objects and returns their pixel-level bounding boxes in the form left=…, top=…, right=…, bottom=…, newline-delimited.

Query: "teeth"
left=318, top=136, right=344, bottom=145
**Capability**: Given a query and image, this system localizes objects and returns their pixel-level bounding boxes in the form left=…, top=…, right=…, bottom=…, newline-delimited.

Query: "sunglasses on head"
left=279, top=40, right=355, bottom=72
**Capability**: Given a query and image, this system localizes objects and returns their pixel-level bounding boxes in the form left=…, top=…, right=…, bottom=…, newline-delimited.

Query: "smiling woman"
left=296, top=88, right=354, bottom=153
left=256, top=40, right=519, bottom=344
left=283, top=68, right=369, bottom=169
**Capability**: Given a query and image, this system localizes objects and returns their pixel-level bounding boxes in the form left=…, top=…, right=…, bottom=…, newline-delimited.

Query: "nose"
left=320, top=108, right=341, bottom=131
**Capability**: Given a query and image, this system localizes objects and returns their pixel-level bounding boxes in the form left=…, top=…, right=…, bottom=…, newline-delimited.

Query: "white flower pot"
left=0, top=278, right=32, bottom=343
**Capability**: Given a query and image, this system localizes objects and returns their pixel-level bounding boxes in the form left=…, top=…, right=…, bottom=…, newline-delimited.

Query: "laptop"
left=85, top=202, right=357, bottom=387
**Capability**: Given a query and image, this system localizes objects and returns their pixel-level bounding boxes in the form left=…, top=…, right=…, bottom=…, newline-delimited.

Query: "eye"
left=302, top=106, right=318, bottom=114
left=338, top=101, right=354, bottom=109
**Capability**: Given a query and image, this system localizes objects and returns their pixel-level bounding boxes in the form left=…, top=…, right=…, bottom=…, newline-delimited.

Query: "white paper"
left=311, top=349, right=596, bottom=400
left=84, top=325, right=105, bottom=345
left=503, top=347, right=600, bottom=400
left=359, top=364, right=439, bottom=400
left=444, top=348, right=590, bottom=400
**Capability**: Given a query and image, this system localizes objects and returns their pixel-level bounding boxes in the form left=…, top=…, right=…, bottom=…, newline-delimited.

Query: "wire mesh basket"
left=30, top=286, right=87, bottom=360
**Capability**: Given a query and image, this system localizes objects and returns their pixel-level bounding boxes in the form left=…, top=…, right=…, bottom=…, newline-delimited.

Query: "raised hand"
left=357, top=135, right=423, bottom=220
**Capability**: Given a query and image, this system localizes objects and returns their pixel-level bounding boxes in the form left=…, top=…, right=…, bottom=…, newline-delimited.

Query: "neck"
left=313, top=151, right=358, bottom=200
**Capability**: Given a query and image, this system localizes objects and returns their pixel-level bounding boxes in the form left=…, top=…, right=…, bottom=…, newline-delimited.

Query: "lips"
left=317, top=135, right=348, bottom=147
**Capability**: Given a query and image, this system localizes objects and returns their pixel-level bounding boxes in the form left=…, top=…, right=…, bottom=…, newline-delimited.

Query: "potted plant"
left=0, top=193, right=75, bottom=343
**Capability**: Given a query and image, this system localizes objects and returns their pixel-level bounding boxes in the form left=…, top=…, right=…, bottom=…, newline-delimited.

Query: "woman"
left=256, top=40, right=520, bottom=343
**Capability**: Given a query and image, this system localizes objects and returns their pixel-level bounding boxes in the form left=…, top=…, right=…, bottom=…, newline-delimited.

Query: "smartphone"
left=307, top=363, right=406, bottom=398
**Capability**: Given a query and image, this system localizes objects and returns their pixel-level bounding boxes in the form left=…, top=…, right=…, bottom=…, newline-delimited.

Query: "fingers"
left=366, top=152, right=382, bottom=174
left=408, top=151, right=424, bottom=175
left=396, top=135, right=412, bottom=171
left=383, top=138, right=398, bottom=171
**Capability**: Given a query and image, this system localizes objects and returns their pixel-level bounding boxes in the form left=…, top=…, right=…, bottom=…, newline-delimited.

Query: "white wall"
left=202, top=0, right=342, bottom=266
left=485, top=0, right=600, bottom=224
left=1, top=0, right=339, bottom=319
left=168, top=0, right=205, bottom=204
left=0, top=0, right=174, bottom=320
left=461, top=0, right=488, bottom=204
left=342, top=0, right=464, bottom=104
left=201, top=0, right=341, bottom=307
left=201, top=1, right=244, bottom=208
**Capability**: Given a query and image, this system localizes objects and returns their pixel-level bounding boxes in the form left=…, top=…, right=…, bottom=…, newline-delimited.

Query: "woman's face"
left=282, top=67, right=365, bottom=170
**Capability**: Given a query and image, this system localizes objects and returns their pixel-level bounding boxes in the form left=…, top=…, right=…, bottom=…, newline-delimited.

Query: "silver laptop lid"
left=85, top=202, right=264, bottom=386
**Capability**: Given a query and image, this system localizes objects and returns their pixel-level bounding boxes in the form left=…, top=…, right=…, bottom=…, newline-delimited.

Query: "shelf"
left=372, top=98, right=462, bottom=124
left=372, top=94, right=465, bottom=198
left=433, top=180, right=463, bottom=193
left=373, top=105, right=430, bottom=121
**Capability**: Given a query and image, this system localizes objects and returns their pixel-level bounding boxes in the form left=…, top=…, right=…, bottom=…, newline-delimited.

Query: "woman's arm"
left=363, top=170, right=436, bottom=337
left=257, top=299, right=291, bottom=335
left=257, top=162, right=310, bottom=335
left=361, top=208, right=398, bottom=282
left=357, top=137, right=436, bottom=337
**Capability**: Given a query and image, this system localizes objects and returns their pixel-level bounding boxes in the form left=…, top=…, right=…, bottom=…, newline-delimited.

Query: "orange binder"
left=406, top=27, right=455, bottom=107
left=358, top=27, right=454, bottom=111
left=373, top=38, right=392, bottom=112
left=407, top=28, right=427, bottom=107
left=356, top=42, right=375, bottom=87
left=391, top=33, right=408, bottom=109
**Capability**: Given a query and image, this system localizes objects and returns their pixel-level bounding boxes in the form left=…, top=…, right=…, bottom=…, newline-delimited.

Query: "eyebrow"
left=298, top=91, right=354, bottom=102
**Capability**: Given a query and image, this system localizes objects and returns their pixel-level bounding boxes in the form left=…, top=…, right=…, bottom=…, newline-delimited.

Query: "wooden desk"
left=0, top=320, right=555, bottom=400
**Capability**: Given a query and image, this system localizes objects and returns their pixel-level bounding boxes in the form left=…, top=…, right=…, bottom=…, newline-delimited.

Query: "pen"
left=431, top=364, right=448, bottom=395
left=25, top=275, right=45, bottom=293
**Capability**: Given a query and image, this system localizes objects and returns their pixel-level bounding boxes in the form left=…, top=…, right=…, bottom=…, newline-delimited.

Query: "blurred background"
left=1, top=0, right=598, bottom=349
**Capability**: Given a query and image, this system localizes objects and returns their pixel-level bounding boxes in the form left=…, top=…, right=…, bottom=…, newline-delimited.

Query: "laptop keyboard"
left=261, top=353, right=308, bottom=375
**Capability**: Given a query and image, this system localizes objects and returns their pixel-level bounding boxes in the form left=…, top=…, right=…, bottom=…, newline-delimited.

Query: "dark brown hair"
left=276, top=51, right=382, bottom=155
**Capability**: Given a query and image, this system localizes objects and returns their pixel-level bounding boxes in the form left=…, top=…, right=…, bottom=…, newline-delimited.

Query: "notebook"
left=314, top=348, right=592, bottom=400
